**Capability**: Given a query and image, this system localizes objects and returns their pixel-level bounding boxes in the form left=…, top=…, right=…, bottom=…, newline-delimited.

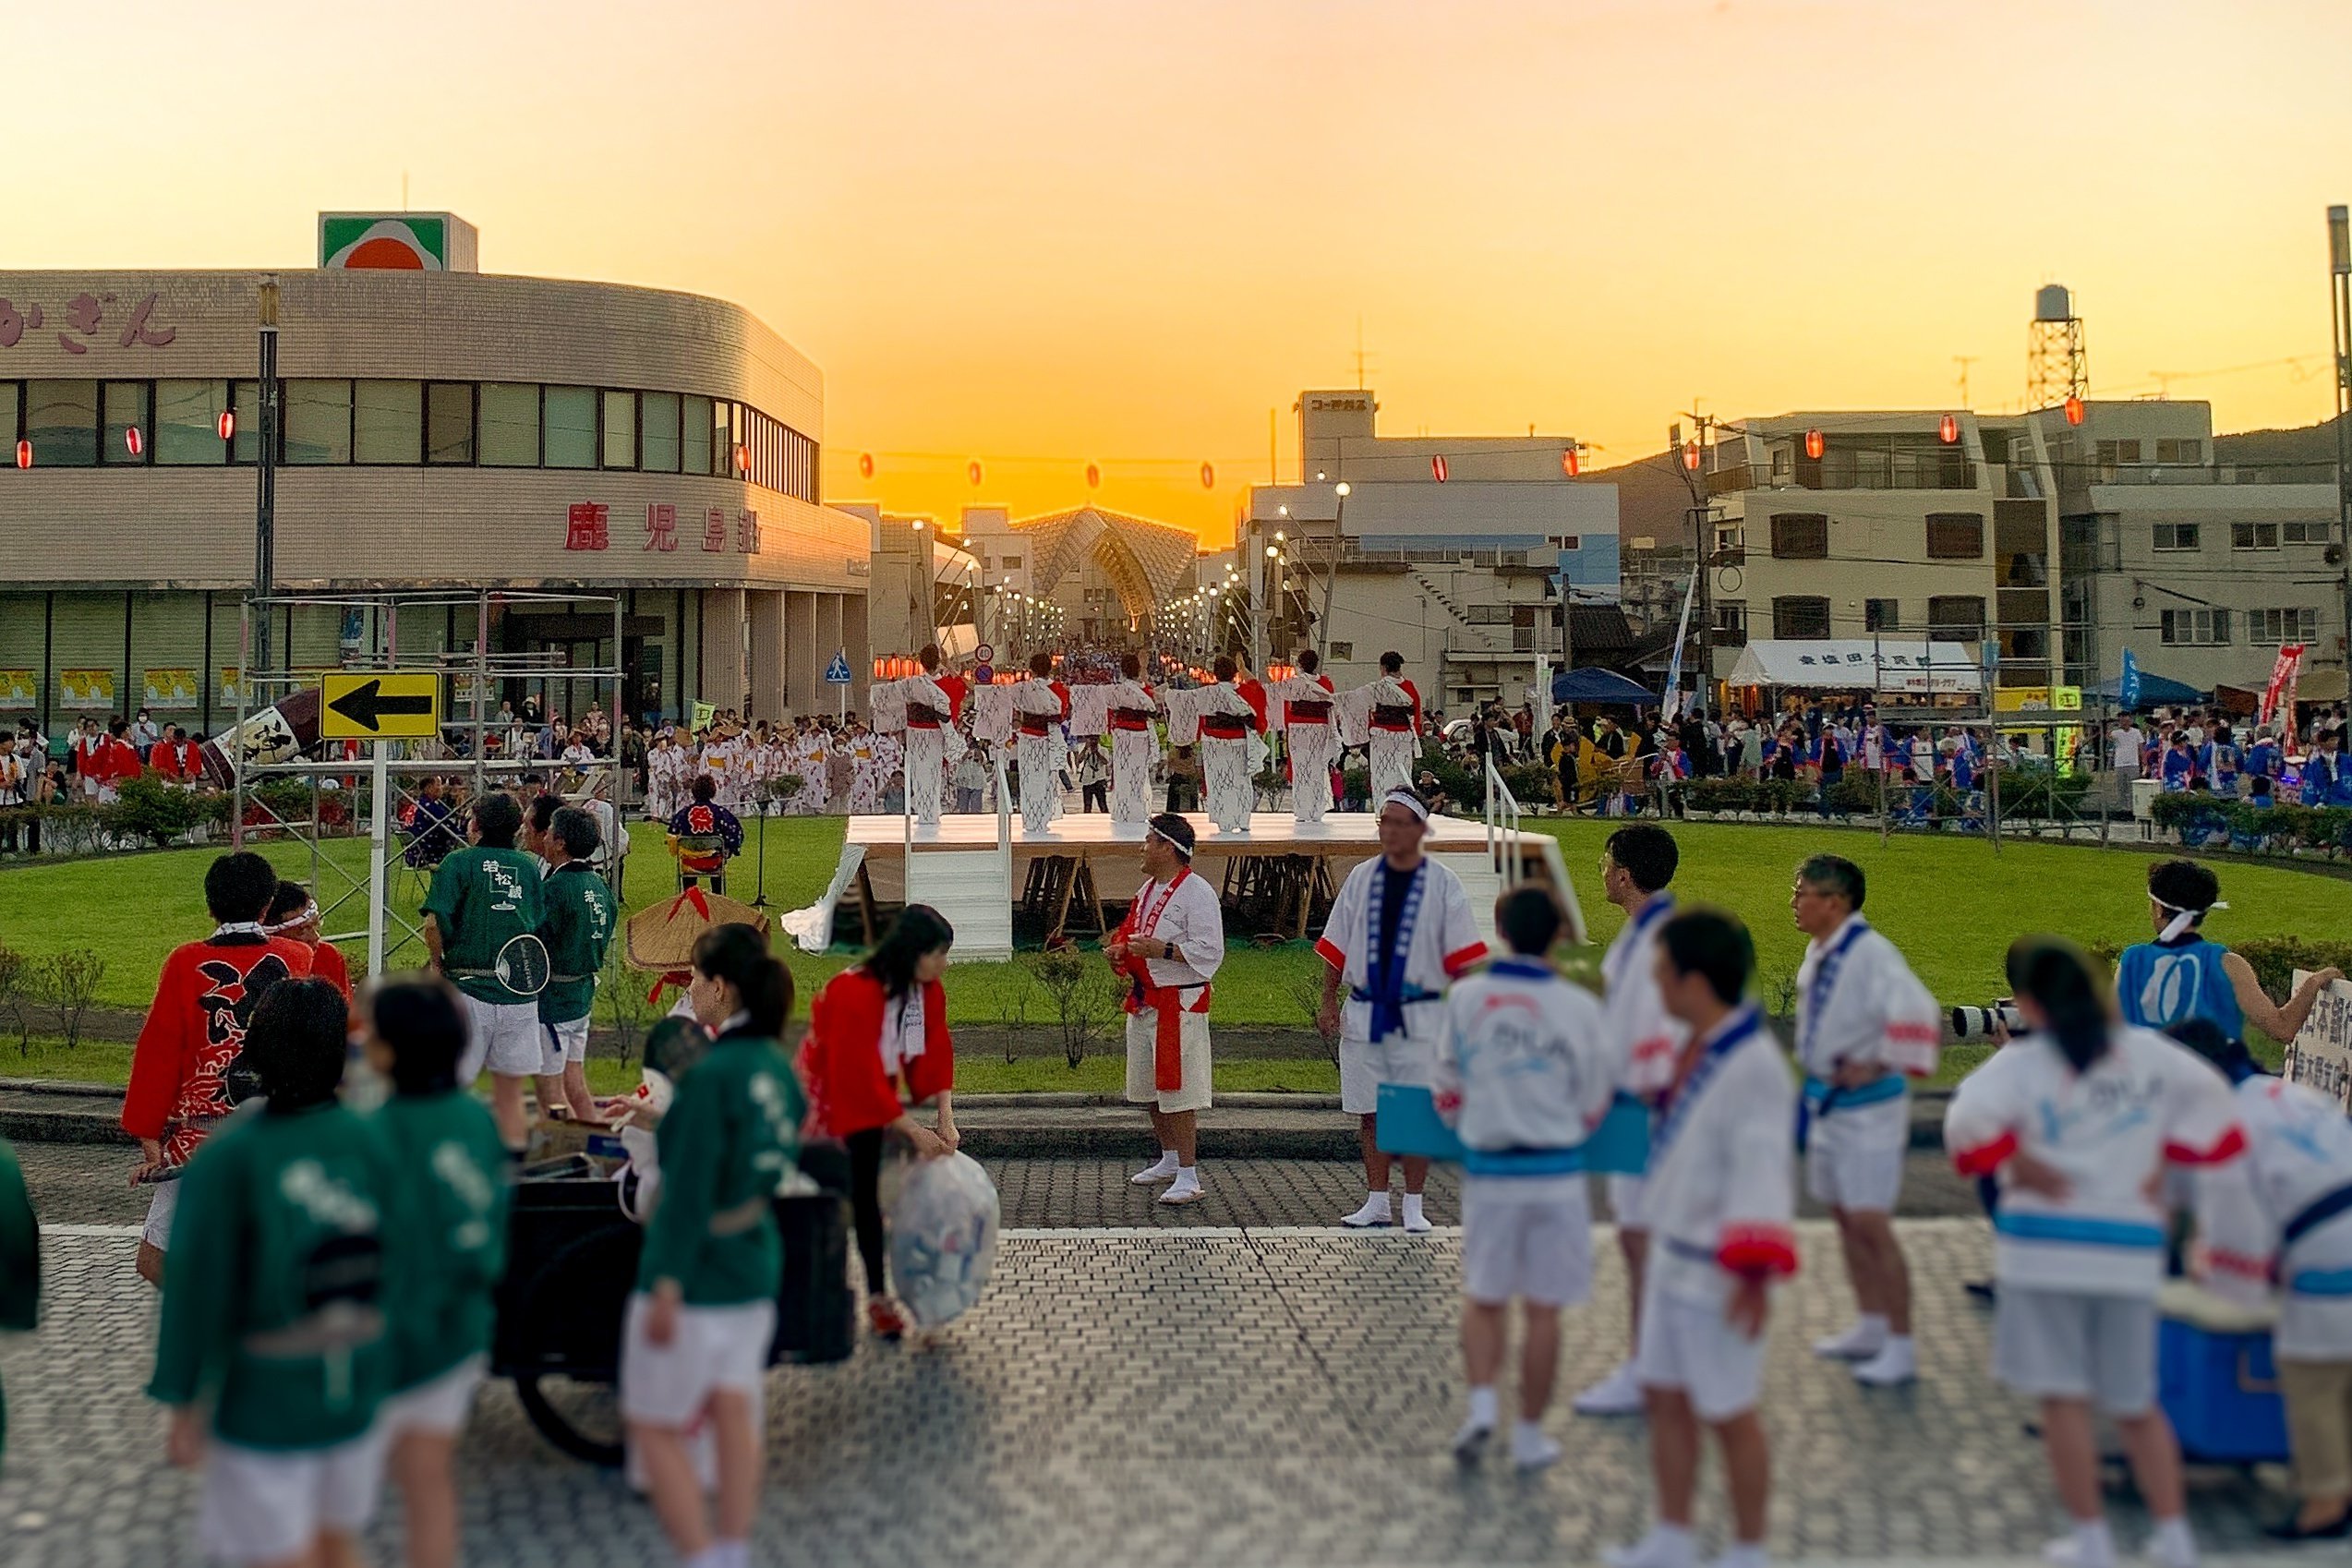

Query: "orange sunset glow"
left=9, top=0, right=2352, bottom=542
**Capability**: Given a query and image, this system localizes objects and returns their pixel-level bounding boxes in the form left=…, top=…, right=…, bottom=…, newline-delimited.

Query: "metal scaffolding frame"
left=228, top=588, right=627, bottom=979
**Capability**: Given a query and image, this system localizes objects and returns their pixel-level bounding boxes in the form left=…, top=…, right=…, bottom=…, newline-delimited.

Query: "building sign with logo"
left=1993, top=686, right=2084, bottom=717
left=58, top=669, right=116, bottom=709
left=318, top=212, right=480, bottom=272
left=0, top=290, right=177, bottom=354
left=565, top=501, right=761, bottom=555
left=0, top=671, right=33, bottom=709
left=143, top=669, right=200, bottom=708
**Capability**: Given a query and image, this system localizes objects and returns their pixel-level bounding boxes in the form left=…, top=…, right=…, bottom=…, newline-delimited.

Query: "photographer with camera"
left=2117, top=860, right=2339, bottom=1046
left=1791, top=853, right=1943, bottom=1389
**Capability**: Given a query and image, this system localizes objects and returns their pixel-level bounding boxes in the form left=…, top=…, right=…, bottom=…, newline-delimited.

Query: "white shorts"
left=1804, top=1096, right=1909, bottom=1213
left=199, top=1427, right=390, bottom=1566
left=1992, top=1285, right=2158, bottom=1416
left=1635, top=1288, right=1767, bottom=1423
left=619, top=1295, right=776, bottom=1430
left=1604, top=1174, right=1648, bottom=1232
left=1462, top=1181, right=1592, bottom=1308
left=539, top=1015, right=590, bottom=1077
left=379, top=1355, right=487, bottom=1440
left=1339, top=1030, right=1439, bottom=1116
left=458, top=994, right=544, bottom=1081
left=1124, top=1008, right=1212, bottom=1114
left=142, top=1179, right=180, bottom=1249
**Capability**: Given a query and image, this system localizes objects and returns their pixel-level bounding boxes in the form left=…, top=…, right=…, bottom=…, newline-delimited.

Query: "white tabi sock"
left=1466, top=1385, right=1498, bottom=1429
left=1860, top=1312, right=1888, bottom=1338
left=1708, top=1544, right=1769, bottom=1568
left=1166, top=1166, right=1200, bottom=1194
left=1401, top=1191, right=1430, bottom=1233
left=1603, top=1523, right=1696, bottom=1568
left=714, top=1543, right=752, bottom=1568
left=2143, top=1516, right=2196, bottom=1568
left=2042, top=1518, right=2115, bottom=1568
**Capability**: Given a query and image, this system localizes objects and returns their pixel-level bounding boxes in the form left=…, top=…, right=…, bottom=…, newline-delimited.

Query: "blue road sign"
left=823, top=649, right=853, bottom=685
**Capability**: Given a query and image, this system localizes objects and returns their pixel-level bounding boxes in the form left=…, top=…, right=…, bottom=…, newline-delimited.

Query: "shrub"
left=0, top=944, right=27, bottom=1054
left=1025, top=946, right=1118, bottom=1069
left=106, top=775, right=205, bottom=847
left=30, top=949, right=105, bottom=1048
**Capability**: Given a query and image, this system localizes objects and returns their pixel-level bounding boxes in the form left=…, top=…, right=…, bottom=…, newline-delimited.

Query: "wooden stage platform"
left=834, top=812, right=1577, bottom=956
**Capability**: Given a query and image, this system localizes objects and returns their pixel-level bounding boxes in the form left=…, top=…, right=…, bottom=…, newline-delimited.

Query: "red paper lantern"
left=968, top=461, right=983, bottom=487
left=1562, top=447, right=1580, bottom=477
left=1085, top=463, right=1100, bottom=489
left=858, top=452, right=874, bottom=479
left=1939, top=414, right=1960, bottom=445
left=1682, top=440, right=1700, bottom=472
left=1200, top=462, right=1215, bottom=489
left=125, top=426, right=143, bottom=457
left=734, top=443, right=750, bottom=473
left=1803, top=428, right=1825, bottom=461
left=1430, top=453, right=1449, bottom=482
left=216, top=409, right=236, bottom=441
left=13, top=440, right=28, bottom=469
left=2064, top=396, right=2084, bottom=427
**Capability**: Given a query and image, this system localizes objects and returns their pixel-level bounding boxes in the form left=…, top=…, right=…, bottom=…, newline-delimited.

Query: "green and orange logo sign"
left=320, top=214, right=451, bottom=271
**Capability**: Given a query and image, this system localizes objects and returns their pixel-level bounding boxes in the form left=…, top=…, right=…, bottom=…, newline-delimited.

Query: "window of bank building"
left=0, top=375, right=819, bottom=503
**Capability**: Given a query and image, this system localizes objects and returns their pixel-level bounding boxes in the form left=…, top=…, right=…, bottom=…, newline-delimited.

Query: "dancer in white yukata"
left=2186, top=1026, right=2352, bottom=1543
left=1576, top=824, right=1689, bottom=1417
left=1945, top=937, right=2242, bottom=1568
left=1316, top=786, right=1488, bottom=1233
left=1106, top=814, right=1224, bottom=1205
left=1791, top=852, right=1942, bottom=1389
left=645, top=730, right=689, bottom=821
left=1436, top=884, right=1617, bottom=1472
left=891, top=644, right=968, bottom=826
left=1268, top=650, right=1339, bottom=824
left=1011, top=652, right=1070, bottom=835
left=1338, top=649, right=1425, bottom=802
left=1164, top=655, right=1262, bottom=833
left=1605, top=909, right=1797, bottom=1568
left=1103, top=653, right=1162, bottom=826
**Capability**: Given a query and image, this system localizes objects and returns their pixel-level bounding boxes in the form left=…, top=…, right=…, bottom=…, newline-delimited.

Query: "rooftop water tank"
left=2034, top=284, right=2073, bottom=323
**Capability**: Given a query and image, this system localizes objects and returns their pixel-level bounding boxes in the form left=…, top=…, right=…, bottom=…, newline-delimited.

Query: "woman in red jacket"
left=802, top=904, right=959, bottom=1341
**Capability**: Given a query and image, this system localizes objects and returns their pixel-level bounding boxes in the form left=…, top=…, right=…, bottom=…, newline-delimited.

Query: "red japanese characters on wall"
left=571, top=501, right=759, bottom=555
left=645, top=503, right=678, bottom=552
left=0, top=291, right=176, bottom=353
left=564, top=502, right=611, bottom=551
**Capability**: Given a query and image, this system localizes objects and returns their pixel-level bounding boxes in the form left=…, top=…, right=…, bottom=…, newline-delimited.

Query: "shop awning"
left=1724, top=639, right=1984, bottom=694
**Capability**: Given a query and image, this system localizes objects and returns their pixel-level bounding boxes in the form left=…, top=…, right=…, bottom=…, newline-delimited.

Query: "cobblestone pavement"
left=18, top=1141, right=1985, bottom=1229
left=0, top=1221, right=2308, bottom=1567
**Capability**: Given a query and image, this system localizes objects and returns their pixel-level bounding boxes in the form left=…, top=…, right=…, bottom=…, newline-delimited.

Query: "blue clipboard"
left=1374, top=1085, right=1650, bottom=1175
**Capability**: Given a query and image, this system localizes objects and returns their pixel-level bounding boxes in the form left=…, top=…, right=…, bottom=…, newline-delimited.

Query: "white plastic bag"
left=887, top=1152, right=1001, bottom=1328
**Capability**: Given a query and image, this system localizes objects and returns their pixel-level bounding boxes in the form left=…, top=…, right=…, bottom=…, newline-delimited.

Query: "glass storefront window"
left=102, top=380, right=150, bottom=465
left=477, top=382, right=539, bottom=466
left=154, top=380, right=229, bottom=464
left=601, top=389, right=636, bottom=470
left=284, top=380, right=354, bottom=464
left=542, top=385, right=596, bottom=469
left=426, top=382, right=473, bottom=464
left=681, top=394, right=712, bottom=476
left=715, top=400, right=735, bottom=477
left=354, top=380, right=424, bottom=464
left=231, top=380, right=262, bottom=463
left=642, top=391, right=680, bottom=473
left=26, top=380, right=98, bottom=466
left=0, top=383, right=17, bottom=451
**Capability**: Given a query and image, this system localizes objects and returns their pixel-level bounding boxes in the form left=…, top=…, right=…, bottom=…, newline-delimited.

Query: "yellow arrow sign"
left=320, top=672, right=441, bottom=739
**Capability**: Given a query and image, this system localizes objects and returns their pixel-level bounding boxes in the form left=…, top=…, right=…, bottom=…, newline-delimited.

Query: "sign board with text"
left=320, top=672, right=441, bottom=740
left=58, top=669, right=115, bottom=709
left=2285, top=970, right=2352, bottom=1113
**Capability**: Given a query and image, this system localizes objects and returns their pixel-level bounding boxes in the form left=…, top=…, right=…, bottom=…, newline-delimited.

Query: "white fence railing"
left=1483, top=757, right=1522, bottom=886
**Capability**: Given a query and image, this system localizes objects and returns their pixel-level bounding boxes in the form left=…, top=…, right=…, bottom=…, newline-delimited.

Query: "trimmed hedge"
left=2147, top=793, right=2352, bottom=855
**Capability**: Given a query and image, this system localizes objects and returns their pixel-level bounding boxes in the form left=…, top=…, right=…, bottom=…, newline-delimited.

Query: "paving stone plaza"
left=0, top=1202, right=2310, bottom=1568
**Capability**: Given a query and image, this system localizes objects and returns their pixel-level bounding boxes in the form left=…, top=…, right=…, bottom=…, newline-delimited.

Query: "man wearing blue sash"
left=2246, top=729, right=2283, bottom=802
left=1605, top=909, right=1795, bottom=1568
left=2117, top=859, right=2338, bottom=1043
left=1317, top=787, right=1489, bottom=1234
left=1792, top=853, right=1941, bottom=1388
left=2304, top=730, right=2352, bottom=807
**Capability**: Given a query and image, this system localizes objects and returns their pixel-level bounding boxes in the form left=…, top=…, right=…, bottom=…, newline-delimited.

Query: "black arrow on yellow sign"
left=328, top=678, right=434, bottom=734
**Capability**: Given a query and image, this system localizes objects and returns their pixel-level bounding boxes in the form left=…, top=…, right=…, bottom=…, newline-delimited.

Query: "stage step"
left=1430, top=850, right=1506, bottom=946
left=906, top=845, right=1016, bottom=961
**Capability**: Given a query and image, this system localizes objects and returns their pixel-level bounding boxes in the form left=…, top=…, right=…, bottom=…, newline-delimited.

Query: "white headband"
left=1381, top=789, right=1429, bottom=822
left=2154, top=897, right=2227, bottom=944
left=263, top=899, right=320, bottom=935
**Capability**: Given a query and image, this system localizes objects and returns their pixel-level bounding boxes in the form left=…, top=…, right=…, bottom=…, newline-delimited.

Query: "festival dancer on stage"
left=1339, top=650, right=1424, bottom=802
left=1109, top=814, right=1224, bottom=1205
left=1317, top=787, right=1488, bottom=1234
left=898, top=644, right=970, bottom=826
left=1012, top=652, right=1071, bottom=834
left=1103, top=653, right=1162, bottom=826
left=1791, top=853, right=1942, bottom=1389
left=1269, top=649, right=1340, bottom=825
left=1167, top=655, right=1263, bottom=833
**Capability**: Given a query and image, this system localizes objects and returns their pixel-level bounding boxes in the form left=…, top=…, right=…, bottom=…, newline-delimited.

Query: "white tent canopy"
left=1726, top=639, right=1984, bottom=694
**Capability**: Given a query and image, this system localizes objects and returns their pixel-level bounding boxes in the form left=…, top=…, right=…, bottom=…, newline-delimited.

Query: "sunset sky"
left=9, top=0, right=2352, bottom=540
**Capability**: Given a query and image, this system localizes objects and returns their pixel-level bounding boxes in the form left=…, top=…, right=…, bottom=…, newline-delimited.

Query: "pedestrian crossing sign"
left=823, top=649, right=853, bottom=685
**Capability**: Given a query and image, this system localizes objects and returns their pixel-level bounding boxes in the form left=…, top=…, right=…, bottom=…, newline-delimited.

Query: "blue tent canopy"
left=1551, top=667, right=1656, bottom=706
left=2086, top=671, right=2209, bottom=708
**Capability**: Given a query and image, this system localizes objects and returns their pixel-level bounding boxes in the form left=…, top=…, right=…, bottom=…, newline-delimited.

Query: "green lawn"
left=7, top=814, right=2352, bottom=1036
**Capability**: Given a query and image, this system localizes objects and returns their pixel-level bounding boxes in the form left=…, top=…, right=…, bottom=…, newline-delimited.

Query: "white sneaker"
left=1450, top=1417, right=1493, bottom=1464
left=1811, top=1321, right=1886, bottom=1360
left=1129, top=1152, right=1179, bottom=1185
left=1573, top=1360, right=1646, bottom=1417
left=1510, top=1424, right=1562, bottom=1471
left=1602, top=1528, right=1697, bottom=1568
left=1341, top=1195, right=1393, bottom=1228
left=1852, top=1339, right=1916, bottom=1387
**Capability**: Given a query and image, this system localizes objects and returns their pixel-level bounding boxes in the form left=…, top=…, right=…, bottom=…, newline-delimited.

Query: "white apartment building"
left=1243, top=390, right=1620, bottom=709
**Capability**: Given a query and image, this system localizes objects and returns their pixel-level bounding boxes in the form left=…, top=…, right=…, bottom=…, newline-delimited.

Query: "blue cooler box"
left=2156, top=1292, right=2287, bottom=1465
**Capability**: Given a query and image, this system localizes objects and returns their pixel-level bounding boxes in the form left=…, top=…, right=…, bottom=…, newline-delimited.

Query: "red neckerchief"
left=1115, top=867, right=1201, bottom=1092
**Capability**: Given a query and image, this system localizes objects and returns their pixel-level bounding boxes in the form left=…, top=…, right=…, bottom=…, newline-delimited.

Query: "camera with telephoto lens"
left=1950, top=1000, right=2026, bottom=1041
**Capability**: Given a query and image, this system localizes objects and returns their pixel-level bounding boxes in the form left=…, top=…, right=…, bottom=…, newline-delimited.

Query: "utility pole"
left=1955, top=355, right=1979, bottom=409
left=252, top=276, right=280, bottom=678
left=2331, top=206, right=2352, bottom=668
